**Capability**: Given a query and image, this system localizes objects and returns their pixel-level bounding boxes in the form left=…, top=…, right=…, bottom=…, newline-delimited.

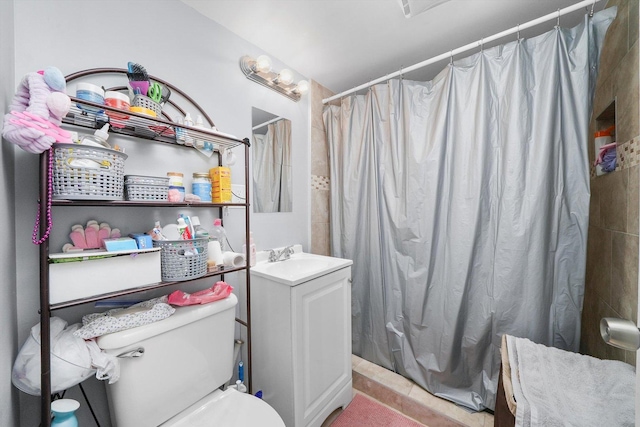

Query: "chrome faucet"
left=268, top=245, right=294, bottom=262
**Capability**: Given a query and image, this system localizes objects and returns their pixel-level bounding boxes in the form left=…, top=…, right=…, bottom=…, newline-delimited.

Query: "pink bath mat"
left=331, top=393, right=424, bottom=427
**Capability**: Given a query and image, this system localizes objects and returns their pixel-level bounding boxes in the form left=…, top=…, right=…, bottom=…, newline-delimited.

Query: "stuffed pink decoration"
left=2, top=66, right=72, bottom=153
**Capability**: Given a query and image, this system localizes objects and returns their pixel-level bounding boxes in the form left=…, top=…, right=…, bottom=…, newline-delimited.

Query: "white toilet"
left=96, top=294, right=285, bottom=427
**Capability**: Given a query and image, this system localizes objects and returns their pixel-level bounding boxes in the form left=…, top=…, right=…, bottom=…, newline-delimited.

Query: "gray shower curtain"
left=324, top=9, right=615, bottom=411
left=252, top=119, right=292, bottom=212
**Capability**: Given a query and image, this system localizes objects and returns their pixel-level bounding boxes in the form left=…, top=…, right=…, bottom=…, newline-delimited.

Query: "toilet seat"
left=161, top=387, right=285, bottom=427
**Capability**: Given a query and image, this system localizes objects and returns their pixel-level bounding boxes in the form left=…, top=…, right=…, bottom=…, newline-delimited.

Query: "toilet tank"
left=97, top=294, right=238, bottom=427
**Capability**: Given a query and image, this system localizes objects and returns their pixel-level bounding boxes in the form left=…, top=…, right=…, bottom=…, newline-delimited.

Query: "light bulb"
left=295, top=80, right=310, bottom=95
left=255, top=55, right=272, bottom=73
left=277, top=69, right=294, bottom=85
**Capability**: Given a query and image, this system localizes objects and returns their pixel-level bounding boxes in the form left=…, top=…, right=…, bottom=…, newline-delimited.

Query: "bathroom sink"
left=250, top=249, right=352, bottom=286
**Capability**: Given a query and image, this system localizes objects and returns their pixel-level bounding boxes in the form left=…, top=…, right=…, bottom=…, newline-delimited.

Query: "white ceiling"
left=181, top=0, right=603, bottom=95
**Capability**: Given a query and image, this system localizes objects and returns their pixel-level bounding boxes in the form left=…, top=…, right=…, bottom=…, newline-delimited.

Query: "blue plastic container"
left=76, top=82, right=105, bottom=113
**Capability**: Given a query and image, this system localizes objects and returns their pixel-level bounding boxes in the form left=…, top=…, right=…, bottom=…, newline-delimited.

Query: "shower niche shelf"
left=593, top=99, right=617, bottom=176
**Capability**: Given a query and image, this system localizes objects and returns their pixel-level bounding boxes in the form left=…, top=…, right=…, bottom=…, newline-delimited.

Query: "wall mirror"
left=252, top=107, right=292, bottom=213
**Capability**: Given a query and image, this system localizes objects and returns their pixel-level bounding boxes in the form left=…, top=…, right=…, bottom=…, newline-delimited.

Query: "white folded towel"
left=506, top=335, right=634, bottom=427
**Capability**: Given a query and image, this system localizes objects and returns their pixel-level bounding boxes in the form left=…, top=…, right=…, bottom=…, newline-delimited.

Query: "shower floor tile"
left=348, top=355, right=494, bottom=427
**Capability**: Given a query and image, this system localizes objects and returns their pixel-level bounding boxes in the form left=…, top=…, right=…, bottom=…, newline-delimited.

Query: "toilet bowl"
left=97, top=294, right=285, bottom=427
left=162, top=387, right=284, bottom=426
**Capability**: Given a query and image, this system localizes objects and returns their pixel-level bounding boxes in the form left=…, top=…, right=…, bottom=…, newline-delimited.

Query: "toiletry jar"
left=49, top=248, right=161, bottom=304
left=104, top=91, right=130, bottom=127
left=76, top=82, right=105, bottom=113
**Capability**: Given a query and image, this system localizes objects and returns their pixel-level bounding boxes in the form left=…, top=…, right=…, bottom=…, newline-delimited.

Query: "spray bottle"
left=210, top=219, right=227, bottom=252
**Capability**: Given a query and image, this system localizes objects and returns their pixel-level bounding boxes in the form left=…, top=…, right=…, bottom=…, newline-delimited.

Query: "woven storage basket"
left=124, top=175, right=169, bottom=186
left=125, top=184, right=168, bottom=201
left=124, top=175, right=169, bottom=201
left=153, top=238, right=208, bottom=281
left=132, top=95, right=162, bottom=117
left=52, top=143, right=128, bottom=200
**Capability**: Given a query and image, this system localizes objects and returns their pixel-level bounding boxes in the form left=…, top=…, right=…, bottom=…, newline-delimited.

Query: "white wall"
left=12, top=0, right=310, bottom=425
left=0, top=0, right=18, bottom=426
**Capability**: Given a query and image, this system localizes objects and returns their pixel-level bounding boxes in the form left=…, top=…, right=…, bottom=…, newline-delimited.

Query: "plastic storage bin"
left=52, top=143, right=127, bottom=200
left=124, top=175, right=169, bottom=201
left=49, top=249, right=161, bottom=304
left=153, top=238, right=208, bottom=281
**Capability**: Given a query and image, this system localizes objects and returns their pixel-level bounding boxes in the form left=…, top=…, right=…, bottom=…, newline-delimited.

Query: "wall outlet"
left=232, top=184, right=246, bottom=204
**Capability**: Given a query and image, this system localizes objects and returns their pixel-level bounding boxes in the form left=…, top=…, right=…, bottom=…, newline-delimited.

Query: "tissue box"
left=129, top=233, right=153, bottom=249
left=103, top=237, right=139, bottom=251
left=49, top=248, right=161, bottom=304
left=209, top=166, right=231, bottom=188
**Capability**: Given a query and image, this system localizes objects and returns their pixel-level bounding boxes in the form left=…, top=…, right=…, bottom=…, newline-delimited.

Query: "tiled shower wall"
left=580, top=0, right=639, bottom=365
left=309, top=80, right=335, bottom=256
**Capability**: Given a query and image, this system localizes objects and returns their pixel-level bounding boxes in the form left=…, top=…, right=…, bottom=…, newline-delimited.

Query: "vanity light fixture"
left=240, top=55, right=309, bottom=102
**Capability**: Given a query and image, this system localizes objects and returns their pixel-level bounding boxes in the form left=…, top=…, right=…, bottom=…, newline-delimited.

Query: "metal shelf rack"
left=36, top=68, right=252, bottom=427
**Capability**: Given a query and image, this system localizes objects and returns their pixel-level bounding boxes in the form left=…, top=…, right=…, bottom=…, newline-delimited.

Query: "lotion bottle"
left=242, top=232, right=257, bottom=267
left=80, top=123, right=111, bottom=149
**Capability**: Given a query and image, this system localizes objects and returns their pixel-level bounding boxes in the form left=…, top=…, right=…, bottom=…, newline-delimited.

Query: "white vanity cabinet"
left=250, top=253, right=353, bottom=427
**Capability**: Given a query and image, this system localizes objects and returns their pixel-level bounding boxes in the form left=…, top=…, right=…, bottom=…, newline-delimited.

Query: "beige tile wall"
left=581, top=0, right=639, bottom=365
left=309, top=80, right=336, bottom=256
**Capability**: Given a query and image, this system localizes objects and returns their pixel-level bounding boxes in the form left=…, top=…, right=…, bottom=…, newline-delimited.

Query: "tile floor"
left=324, top=355, right=494, bottom=427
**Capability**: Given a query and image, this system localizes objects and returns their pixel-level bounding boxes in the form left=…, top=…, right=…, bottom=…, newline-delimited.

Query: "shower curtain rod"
left=252, top=116, right=283, bottom=131
left=322, top=0, right=600, bottom=104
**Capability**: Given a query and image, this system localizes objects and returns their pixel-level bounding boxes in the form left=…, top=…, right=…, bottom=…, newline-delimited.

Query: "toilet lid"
left=161, top=388, right=285, bottom=427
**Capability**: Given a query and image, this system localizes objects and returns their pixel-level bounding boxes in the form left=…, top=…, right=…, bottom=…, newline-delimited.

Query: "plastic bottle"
left=194, top=115, right=205, bottom=149
left=238, top=360, right=244, bottom=383
left=190, top=216, right=209, bottom=238
left=210, top=219, right=227, bottom=252
left=242, top=232, right=257, bottom=267
left=232, top=380, right=247, bottom=393
left=80, top=123, right=111, bottom=149
left=148, top=220, right=167, bottom=241
left=175, top=117, right=186, bottom=145
left=184, top=112, right=194, bottom=146
left=177, top=218, right=192, bottom=240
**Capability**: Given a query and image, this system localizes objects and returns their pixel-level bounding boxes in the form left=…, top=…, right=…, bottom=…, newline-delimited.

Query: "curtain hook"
left=480, top=37, right=484, bottom=52
left=399, top=65, right=404, bottom=80
left=589, top=0, right=595, bottom=17
left=556, top=8, right=560, bottom=27
left=516, top=24, right=520, bottom=41
left=450, top=50, right=453, bottom=65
